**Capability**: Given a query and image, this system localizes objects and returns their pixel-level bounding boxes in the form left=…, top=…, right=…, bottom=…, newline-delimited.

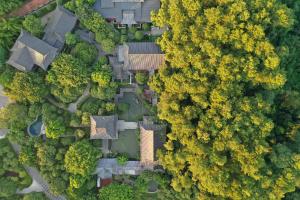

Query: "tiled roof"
left=94, top=0, right=160, bottom=24
left=90, top=115, right=118, bottom=139
left=121, top=42, right=164, bottom=71
left=7, top=30, right=58, bottom=71
left=140, top=122, right=165, bottom=163
left=43, top=6, right=77, bottom=50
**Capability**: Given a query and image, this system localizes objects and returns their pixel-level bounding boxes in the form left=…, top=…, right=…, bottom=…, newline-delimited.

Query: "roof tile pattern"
left=90, top=115, right=118, bottom=139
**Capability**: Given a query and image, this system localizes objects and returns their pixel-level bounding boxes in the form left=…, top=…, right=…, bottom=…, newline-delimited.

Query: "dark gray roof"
left=43, top=6, right=77, bottom=50
left=94, top=0, right=160, bottom=24
left=7, top=30, right=58, bottom=71
left=120, top=42, right=164, bottom=70
left=90, top=115, right=118, bottom=139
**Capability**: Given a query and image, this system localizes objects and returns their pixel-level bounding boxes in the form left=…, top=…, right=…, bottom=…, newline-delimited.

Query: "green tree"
left=71, top=42, right=98, bottom=65
left=0, top=0, right=24, bottom=15
left=7, top=72, right=49, bottom=103
left=100, top=39, right=115, bottom=53
left=22, top=15, right=44, bottom=37
left=150, top=0, right=298, bottom=199
left=0, top=18, right=22, bottom=49
left=23, top=192, right=46, bottom=200
left=64, top=140, right=100, bottom=176
left=116, top=154, right=128, bottom=166
left=0, top=178, right=17, bottom=198
left=98, top=183, right=134, bottom=200
left=47, top=54, right=89, bottom=103
left=0, top=103, right=29, bottom=129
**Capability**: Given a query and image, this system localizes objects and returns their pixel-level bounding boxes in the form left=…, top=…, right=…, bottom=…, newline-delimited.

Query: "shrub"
left=101, top=39, right=116, bottom=53
left=134, top=31, right=144, bottom=41
left=99, top=183, right=134, bottom=200
left=117, top=155, right=128, bottom=166
left=65, top=32, right=78, bottom=46
left=129, top=27, right=137, bottom=34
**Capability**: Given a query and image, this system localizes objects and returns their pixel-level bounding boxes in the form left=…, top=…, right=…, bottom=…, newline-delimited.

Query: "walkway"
left=10, top=0, right=54, bottom=17
left=17, top=179, right=43, bottom=194
left=67, top=83, right=91, bottom=113
left=10, top=143, right=66, bottom=200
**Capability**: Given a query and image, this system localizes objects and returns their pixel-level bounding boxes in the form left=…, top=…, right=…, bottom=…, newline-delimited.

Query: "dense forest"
left=150, top=0, right=300, bottom=199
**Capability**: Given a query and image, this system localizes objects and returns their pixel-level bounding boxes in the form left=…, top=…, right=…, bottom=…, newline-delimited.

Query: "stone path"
left=10, top=0, right=54, bottom=17
left=67, top=83, right=91, bottom=113
left=17, top=179, right=43, bottom=194
left=10, top=143, right=66, bottom=200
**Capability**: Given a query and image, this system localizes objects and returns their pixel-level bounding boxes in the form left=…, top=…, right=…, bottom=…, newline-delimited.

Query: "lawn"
left=111, top=129, right=139, bottom=159
left=118, top=92, right=148, bottom=121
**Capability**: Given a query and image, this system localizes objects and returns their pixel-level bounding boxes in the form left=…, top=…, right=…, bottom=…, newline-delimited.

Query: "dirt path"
left=9, top=0, right=54, bottom=17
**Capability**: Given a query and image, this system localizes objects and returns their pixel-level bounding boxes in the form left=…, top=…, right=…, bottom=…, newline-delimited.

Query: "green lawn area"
left=118, top=92, right=148, bottom=121
left=111, top=129, right=139, bottom=159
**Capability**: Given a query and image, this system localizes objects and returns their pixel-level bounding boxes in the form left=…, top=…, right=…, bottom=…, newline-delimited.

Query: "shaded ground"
left=118, top=92, right=148, bottom=121
left=111, top=129, right=139, bottom=159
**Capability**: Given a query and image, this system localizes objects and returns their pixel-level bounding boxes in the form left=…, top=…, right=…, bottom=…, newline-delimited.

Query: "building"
left=140, top=117, right=165, bottom=164
left=110, top=42, right=164, bottom=81
left=43, top=6, right=78, bottom=50
left=7, top=6, right=77, bottom=72
left=90, top=115, right=118, bottom=140
left=94, top=0, right=161, bottom=26
left=7, top=30, right=58, bottom=71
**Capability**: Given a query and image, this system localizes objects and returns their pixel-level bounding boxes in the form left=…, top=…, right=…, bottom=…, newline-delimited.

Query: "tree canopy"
left=47, top=54, right=89, bottom=103
left=7, top=71, right=49, bottom=104
left=98, top=183, right=134, bottom=200
left=150, top=0, right=299, bottom=199
left=64, top=140, right=100, bottom=176
left=22, top=15, right=44, bottom=37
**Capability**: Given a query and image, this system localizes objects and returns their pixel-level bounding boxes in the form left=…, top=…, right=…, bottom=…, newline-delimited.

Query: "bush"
left=117, top=103, right=129, bottom=114
left=101, top=39, right=116, bottom=53
left=134, top=31, right=144, bottom=41
left=135, top=72, right=148, bottom=85
left=117, top=155, right=128, bottom=166
left=65, top=32, right=78, bottom=46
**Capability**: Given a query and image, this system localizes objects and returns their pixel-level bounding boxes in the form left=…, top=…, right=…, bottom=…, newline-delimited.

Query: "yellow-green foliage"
left=150, top=0, right=298, bottom=199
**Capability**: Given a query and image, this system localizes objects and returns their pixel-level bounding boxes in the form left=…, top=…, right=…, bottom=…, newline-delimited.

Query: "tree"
left=0, top=0, right=24, bottom=15
left=0, top=46, right=7, bottom=67
left=98, top=183, right=134, bottom=200
left=0, top=178, right=17, bottom=198
left=65, top=32, right=78, bottom=46
left=0, top=18, right=22, bottom=49
left=134, top=31, right=144, bottom=41
left=150, top=0, right=297, bottom=199
left=135, top=72, right=148, bottom=85
left=0, top=103, right=29, bottom=130
left=47, top=54, right=89, bottom=103
left=71, top=42, right=98, bottom=65
left=23, top=192, right=46, bottom=200
left=22, top=15, right=44, bottom=37
left=64, top=140, right=100, bottom=176
left=7, top=72, right=49, bottom=103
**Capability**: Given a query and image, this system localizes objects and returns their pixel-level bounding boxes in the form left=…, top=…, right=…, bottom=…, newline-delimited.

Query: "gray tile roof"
left=94, top=0, right=160, bottom=24
left=43, top=6, right=77, bottom=50
left=90, top=115, right=118, bottom=139
left=120, top=42, right=164, bottom=71
left=7, top=30, right=58, bottom=71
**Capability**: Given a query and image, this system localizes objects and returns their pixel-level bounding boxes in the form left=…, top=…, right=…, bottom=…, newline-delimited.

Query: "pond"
left=28, top=116, right=43, bottom=137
